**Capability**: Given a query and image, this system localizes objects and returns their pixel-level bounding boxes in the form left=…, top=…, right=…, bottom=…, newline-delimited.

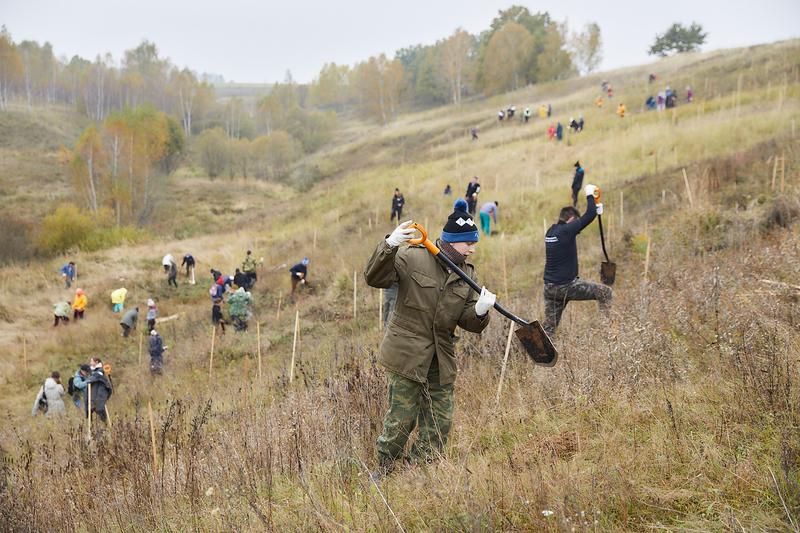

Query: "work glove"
left=475, top=286, right=496, bottom=316
left=386, top=220, right=415, bottom=247
left=584, top=184, right=597, bottom=197
left=596, top=203, right=604, bottom=215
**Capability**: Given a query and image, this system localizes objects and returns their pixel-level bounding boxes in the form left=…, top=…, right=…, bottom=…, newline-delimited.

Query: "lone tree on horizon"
left=648, top=22, right=707, bottom=56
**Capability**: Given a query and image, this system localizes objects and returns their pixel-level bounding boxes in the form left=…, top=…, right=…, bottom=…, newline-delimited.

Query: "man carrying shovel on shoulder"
left=364, top=204, right=496, bottom=477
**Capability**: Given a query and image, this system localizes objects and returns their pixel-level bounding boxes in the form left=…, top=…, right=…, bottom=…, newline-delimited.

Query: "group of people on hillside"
left=32, top=357, right=113, bottom=425
left=497, top=103, right=551, bottom=125
left=161, top=253, right=196, bottom=287
left=645, top=85, right=692, bottom=111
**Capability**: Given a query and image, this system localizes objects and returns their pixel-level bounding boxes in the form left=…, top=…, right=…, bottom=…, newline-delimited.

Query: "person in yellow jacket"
left=617, top=102, right=626, bottom=118
left=72, top=288, right=87, bottom=320
left=538, top=104, right=548, bottom=119
left=595, top=96, right=604, bottom=108
left=110, top=287, right=127, bottom=313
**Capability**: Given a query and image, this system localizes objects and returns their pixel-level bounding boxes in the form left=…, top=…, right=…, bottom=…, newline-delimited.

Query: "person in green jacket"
left=364, top=206, right=496, bottom=476
left=53, top=301, right=71, bottom=327
left=241, top=250, right=262, bottom=288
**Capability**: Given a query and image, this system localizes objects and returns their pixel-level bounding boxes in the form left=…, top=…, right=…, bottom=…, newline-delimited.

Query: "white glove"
left=386, top=220, right=415, bottom=247
left=596, top=202, right=604, bottom=215
left=475, top=286, right=496, bottom=316
left=584, top=184, right=597, bottom=197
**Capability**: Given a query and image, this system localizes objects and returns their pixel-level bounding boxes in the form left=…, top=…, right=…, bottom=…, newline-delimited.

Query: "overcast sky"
left=3, top=0, right=798, bottom=83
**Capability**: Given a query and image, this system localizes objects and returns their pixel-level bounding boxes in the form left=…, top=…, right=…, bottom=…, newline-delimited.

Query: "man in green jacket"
left=364, top=206, right=496, bottom=475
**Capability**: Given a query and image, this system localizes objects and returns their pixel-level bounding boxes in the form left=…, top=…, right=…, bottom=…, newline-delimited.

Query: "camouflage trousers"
left=543, top=278, right=612, bottom=337
left=377, top=356, right=454, bottom=465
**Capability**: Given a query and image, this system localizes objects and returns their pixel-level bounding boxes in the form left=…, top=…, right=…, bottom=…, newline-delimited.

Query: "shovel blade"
left=600, top=261, right=617, bottom=286
left=514, top=321, right=558, bottom=367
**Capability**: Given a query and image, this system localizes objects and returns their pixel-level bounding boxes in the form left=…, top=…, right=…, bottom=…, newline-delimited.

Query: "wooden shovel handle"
left=408, top=223, right=440, bottom=255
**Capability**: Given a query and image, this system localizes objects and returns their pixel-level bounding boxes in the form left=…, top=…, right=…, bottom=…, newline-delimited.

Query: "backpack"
left=103, top=362, right=112, bottom=376
left=67, top=376, right=76, bottom=396
left=37, top=381, right=48, bottom=412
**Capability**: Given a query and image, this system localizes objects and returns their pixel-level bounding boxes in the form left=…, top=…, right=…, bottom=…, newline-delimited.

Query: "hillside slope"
left=1, top=40, right=799, bottom=531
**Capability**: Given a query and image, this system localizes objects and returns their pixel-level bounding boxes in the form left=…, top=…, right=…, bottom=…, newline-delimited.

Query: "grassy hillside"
left=1, top=40, right=799, bottom=531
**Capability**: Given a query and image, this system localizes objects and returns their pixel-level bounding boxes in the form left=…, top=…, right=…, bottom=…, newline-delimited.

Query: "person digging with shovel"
left=364, top=205, right=495, bottom=477
left=542, top=184, right=613, bottom=337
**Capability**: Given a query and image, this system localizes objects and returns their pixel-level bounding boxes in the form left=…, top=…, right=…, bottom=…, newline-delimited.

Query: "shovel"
left=594, top=188, right=616, bottom=285
left=409, top=223, right=558, bottom=366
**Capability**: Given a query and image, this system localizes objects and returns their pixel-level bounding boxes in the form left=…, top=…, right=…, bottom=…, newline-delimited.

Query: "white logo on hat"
left=455, top=217, right=475, bottom=227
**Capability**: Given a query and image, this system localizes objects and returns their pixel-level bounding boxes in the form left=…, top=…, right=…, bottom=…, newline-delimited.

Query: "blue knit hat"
left=441, top=208, right=479, bottom=243
left=453, top=198, right=468, bottom=212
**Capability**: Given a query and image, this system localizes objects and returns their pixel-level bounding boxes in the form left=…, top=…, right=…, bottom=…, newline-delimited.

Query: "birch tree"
left=439, top=28, right=473, bottom=105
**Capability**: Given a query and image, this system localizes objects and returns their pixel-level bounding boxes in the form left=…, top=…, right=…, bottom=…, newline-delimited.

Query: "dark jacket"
left=364, top=240, right=490, bottom=385
left=571, top=167, right=585, bottom=191
left=465, top=182, right=480, bottom=198
left=84, top=371, right=113, bottom=416
left=212, top=303, right=224, bottom=323
left=544, top=195, right=597, bottom=284
left=181, top=254, right=195, bottom=266
left=290, top=263, right=307, bottom=279
left=149, top=334, right=165, bottom=359
left=120, top=308, right=138, bottom=328
left=233, top=271, right=248, bottom=288
left=391, top=194, right=405, bottom=211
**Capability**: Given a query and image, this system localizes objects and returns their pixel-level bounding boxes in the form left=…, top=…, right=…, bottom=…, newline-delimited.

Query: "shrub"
left=37, top=203, right=93, bottom=254
left=36, top=203, right=149, bottom=255
left=193, top=127, right=230, bottom=178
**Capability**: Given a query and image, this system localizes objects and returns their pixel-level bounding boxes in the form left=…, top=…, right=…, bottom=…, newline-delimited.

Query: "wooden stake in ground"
left=138, top=331, right=143, bottom=366
left=289, top=310, right=299, bottom=383
left=105, top=406, right=113, bottom=438
left=501, top=233, right=509, bottom=302
left=22, top=334, right=27, bottom=373
left=620, top=191, right=624, bottom=230
left=644, top=232, right=652, bottom=279
left=276, top=291, right=282, bottom=320
left=780, top=152, right=786, bottom=193
left=313, top=229, right=317, bottom=253
left=87, top=383, right=92, bottom=440
left=147, top=401, right=158, bottom=475
left=772, top=154, right=779, bottom=191
left=208, top=325, right=216, bottom=378
left=682, top=168, right=694, bottom=207
left=257, top=322, right=262, bottom=380
left=353, top=270, right=358, bottom=319
left=495, top=321, right=516, bottom=406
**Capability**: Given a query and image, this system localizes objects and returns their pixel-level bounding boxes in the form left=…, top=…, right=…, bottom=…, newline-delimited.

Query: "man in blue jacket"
left=60, top=262, right=75, bottom=289
left=543, top=183, right=612, bottom=337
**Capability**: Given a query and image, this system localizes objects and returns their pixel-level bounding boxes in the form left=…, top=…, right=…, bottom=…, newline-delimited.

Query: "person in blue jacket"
left=60, top=262, right=75, bottom=289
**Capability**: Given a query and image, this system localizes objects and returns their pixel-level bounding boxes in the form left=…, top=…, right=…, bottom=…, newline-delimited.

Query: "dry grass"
left=1, top=40, right=799, bottom=531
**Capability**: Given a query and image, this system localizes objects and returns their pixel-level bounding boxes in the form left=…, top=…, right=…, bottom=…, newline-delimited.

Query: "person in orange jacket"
left=72, top=288, right=87, bottom=320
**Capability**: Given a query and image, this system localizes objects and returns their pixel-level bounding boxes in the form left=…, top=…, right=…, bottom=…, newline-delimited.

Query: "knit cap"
left=441, top=208, right=479, bottom=243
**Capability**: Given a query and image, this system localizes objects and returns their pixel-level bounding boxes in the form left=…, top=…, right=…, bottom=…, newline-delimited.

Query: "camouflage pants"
left=543, top=278, right=612, bottom=337
left=377, top=356, right=454, bottom=465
